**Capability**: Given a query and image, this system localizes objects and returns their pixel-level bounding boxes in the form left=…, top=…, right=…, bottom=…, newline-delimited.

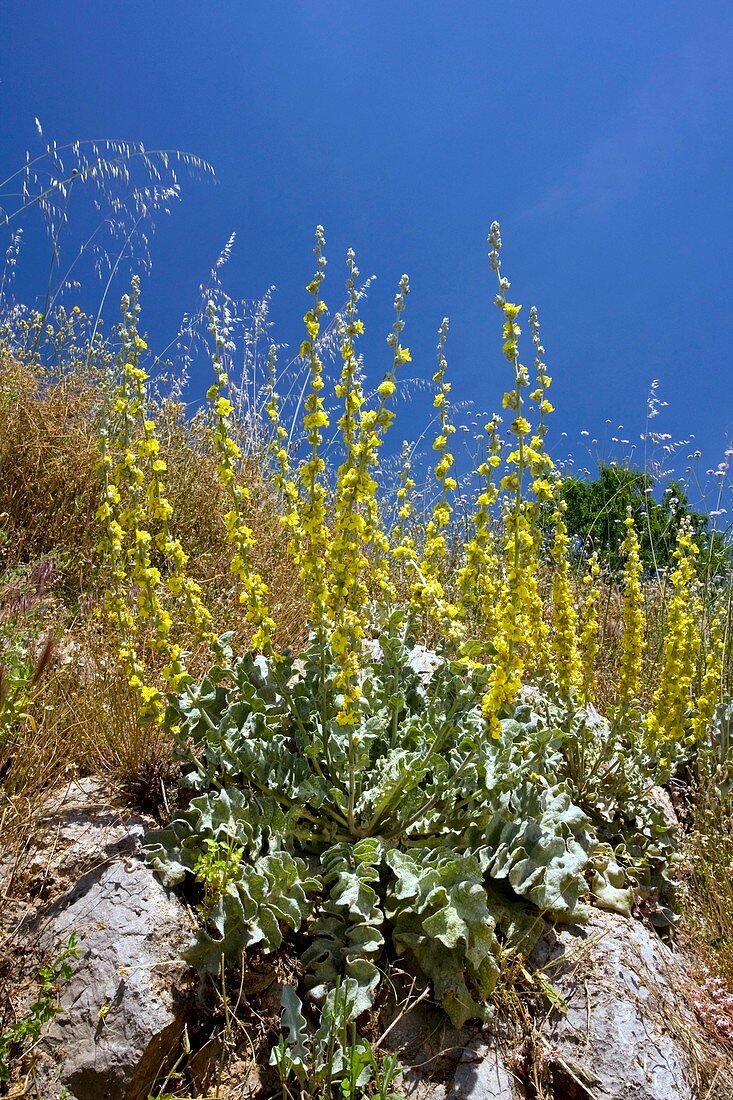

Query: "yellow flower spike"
left=123, top=316, right=218, bottom=663
left=645, top=520, right=702, bottom=753
left=408, top=318, right=462, bottom=645
left=578, top=551, right=602, bottom=704
left=284, top=226, right=334, bottom=636
left=390, top=440, right=419, bottom=582
left=206, top=299, right=277, bottom=654
left=457, top=415, right=502, bottom=642
left=549, top=497, right=581, bottom=696
left=618, top=510, right=645, bottom=709
left=326, top=263, right=412, bottom=722
left=480, top=221, right=553, bottom=730
left=95, top=277, right=195, bottom=720
left=691, top=607, right=726, bottom=741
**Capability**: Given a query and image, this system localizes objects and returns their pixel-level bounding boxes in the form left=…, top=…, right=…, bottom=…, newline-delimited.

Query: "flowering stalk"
left=97, top=281, right=188, bottom=719
left=481, top=222, right=534, bottom=736
left=128, top=367, right=217, bottom=657
left=691, top=607, right=726, bottom=742
left=645, top=521, right=701, bottom=756
left=266, top=343, right=306, bottom=568
left=327, top=269, right=410, bottom=725
left=368, top=273, right=414, bottom=602
left=408, top=319, right=462, bottom=645
left=550, top=498, right=581, bottom=696
left=618, top=510, right=645, bottom=709
left=297, top=226, right=332, bottom=633
left=520, top=306, right=554, bottom=674
left=326, top=250, right=371, bottom=725
left=578, top=551, right=601, bottom=704
left=97, top=417, right=158, bottom=716
left=456, top=415, right=502, bottom=642
left=206, top=300, right=276, bottom=653
left=527, top=306, right=555, bottom=469
left=390, top=439, right=420, bottom=592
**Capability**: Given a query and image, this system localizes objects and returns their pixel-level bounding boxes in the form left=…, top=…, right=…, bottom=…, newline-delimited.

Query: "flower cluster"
left=325, top=252, right=374, bottom=723
left=96, top=279, right=193, bottom=718
left=265, top=344, right=305, bottom=569
left=691, top=607, right=726, bottom=741
left=578, top=551, right=601, bottom=704
left=550, top=499, right=581, bottom=696
left=391, top=439, right=418, bottom=575
left=94, top=223, right=724, bottom=778
left=618, top=511, right=645, bottom=709
left=645, top=521, right=701, bottom=754
left=327, top=268, right=411, bottom=723
left=408, top=319, right=463, bottom=645
left=481, top=223, right=553, bottom=736
left=206, top=300, right=276, bottom=653
left=296, top=227, right=332, bottom=632
left=456, top=415, right=502, bottom=642
left=128, top=353, right=216, bottom=658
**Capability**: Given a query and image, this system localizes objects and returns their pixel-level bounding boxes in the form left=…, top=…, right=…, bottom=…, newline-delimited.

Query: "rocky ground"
left=1, top=778, right=732, bottom=1100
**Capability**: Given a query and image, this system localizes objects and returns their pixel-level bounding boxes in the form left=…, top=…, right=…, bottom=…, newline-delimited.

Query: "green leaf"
left=270, top=985, right=310, bottom=1082
left=386, top=848, right=501, bottom=1028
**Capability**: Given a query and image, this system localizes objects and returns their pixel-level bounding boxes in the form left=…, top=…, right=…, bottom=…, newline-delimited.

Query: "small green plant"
left=0, top=934, right=79, bottom=1084
left=194, top=835, right=245, bottom=920
left=271, top=983, right=403, bottom=1100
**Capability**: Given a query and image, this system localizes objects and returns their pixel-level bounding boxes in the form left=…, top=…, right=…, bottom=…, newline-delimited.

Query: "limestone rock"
left=2, top=778, right=195, bottom=1100
left=534, top=908, right=732, bottom=1099
left=380, top=992, right=525, bottom=1100
left=390, top=909, right=732, bottom=1100
left=365, top=639, right=443, bottom=682
left=448, top=1040, right=526, bottom=1100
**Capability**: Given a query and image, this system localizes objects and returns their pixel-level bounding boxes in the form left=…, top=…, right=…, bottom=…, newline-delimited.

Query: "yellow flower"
left=645, top=521, right=701, bottom=753
left=549, top=500, right=581, bottom=696
left=578, top=551, right=601, bottom=703
left=618, top=512, right=645, bottom=708
left=691, top=608, right=725, bottom=742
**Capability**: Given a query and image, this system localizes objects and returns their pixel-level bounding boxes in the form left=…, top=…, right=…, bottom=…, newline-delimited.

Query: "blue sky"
left=1, top=2, right=732, bottom=503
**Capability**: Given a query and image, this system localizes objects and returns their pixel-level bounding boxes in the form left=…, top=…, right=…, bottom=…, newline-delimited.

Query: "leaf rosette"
left=144, top=618, right=666, bottom=1024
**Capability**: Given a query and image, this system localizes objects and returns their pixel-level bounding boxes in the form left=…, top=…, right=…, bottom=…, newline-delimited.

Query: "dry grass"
left=0, top=352, right=306, bottom=834
left=681, top=774, right=733, bottom=992
left=0, top=352, right=101, bottom=598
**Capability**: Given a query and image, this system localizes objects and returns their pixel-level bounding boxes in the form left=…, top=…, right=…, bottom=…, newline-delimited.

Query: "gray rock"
left=365, top=639, right=443, bottom=682
left=449, top=1041, right=525, bottom=1100
left=392, top=909, right=732, bottom=1100
left=648, top=784, right=678, bottom=828
left=3, top=778, right=195, bottom=1100
left=0, top=776, right=142, bottom=903
left=381, top=996, right=466, bottom=1100
left=380, top=991, right=524, bottom=1100
left=534, top=908, right=731, bottom=1099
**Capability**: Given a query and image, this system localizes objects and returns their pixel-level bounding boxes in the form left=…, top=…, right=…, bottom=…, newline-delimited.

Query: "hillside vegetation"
left=1, top=216, right=732, bottom=1097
